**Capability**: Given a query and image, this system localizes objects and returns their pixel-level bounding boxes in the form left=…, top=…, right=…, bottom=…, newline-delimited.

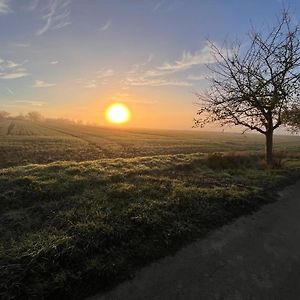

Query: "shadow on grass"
left=0, top=152, right=299, bottom=299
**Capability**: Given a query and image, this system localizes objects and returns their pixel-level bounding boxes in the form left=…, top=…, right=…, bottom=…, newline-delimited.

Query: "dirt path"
left=89, top=180, right=300, bottom=300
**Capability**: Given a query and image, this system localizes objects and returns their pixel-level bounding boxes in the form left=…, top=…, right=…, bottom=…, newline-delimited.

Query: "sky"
left=0, top=0, right=299, bottom=130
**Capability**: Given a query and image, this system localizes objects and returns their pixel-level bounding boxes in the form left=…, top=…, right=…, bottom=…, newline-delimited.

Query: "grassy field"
left=0, top=120, right=300, bottom=299
left=1, top=119, right=300, bottom=168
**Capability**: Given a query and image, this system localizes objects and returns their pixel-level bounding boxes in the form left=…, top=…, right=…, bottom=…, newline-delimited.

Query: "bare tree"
left=194, top=10, right=300, bottom=166
left=27, top=111, right=44, bottom=122
left=14, top=113, right=26, bottom=121
left=0, top=111, right=10, bottom=120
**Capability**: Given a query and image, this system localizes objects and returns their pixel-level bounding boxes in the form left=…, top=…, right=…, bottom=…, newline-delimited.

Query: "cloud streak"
left=99, top=19, right=111, bottom=31
left=96, top=68, right=114, bottom=79
left=125, top=77, right=192, bottom=87
left=33, top=80, right=56, bottom=87
left=0, top=0, right=11, bottom=15
left=0, top=59, right=29, bottom=79
left=187, top=74, right=207, bottom=81
left=125, top=43, right=226, bottom=88
left=76, top=69, right=115, bottom=89
left=0, top=72, right=28, bottom=79
left=36, top=0, right=71, bottom=35
left=28, top=0, right=40, bottom=11
left=128, top=54, right=154, bottom=75
left=151, top=43, right=218, bottom=76
left=15, top=100, right=46, bottom=107
left=6, top=87, right=14, bottom=95
left=153, top=0, right=164, bottom=12
left=84, top=79, right=97, bottom=89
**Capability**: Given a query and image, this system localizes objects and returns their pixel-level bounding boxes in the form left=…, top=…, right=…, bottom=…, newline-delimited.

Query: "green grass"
left=0, top=119, right=300, bottom=168
left=0, top=120, right=299, bottom=299
left=1, top=152, right=300, bottom=299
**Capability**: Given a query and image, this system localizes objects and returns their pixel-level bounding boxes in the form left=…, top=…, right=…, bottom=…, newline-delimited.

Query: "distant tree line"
left=0, top=110, right=95, bottom=126
left=0, top=110, right=44, bottom=122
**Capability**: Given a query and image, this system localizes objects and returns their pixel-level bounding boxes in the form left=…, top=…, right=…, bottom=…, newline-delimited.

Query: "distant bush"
left=272, top=150, right=288, bottom=169
left=205, top=151, right=291, bottom=170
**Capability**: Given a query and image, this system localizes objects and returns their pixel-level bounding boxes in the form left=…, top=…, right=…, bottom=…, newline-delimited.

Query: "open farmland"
left=3, top=1, right=300, bottom=299
left=0, top=119, right=300, bottom=168
left=1, top=119, right=300, bottom=299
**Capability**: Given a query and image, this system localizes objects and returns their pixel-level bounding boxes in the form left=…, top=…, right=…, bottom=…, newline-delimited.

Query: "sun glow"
left=105, top=103, right=131, bottom=124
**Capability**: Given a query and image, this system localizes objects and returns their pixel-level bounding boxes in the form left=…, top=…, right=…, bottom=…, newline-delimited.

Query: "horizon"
left=1, top=0, right=300, bottom=130
left=1, top=3, right=300, bottom=298
left=2, top=112, right=300, bottom=137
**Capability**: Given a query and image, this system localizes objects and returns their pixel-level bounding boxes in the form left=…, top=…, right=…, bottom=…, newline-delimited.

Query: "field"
left=1, top=119, right=300, bottom=168
left=1, top=119, right=300, bottom=299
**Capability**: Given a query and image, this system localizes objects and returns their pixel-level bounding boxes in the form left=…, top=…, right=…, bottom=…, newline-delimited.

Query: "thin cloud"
left=156, top=43, right=218, bottom=74
left=28, top=0, right=40, bottom=11
left=146, top=53, right=154, bottom=64
left=153, top=0, right=164, bottom=11
left=36, top=0, right=71, bottom=35
left=50, top=60, right=59, bottom=64
left=153, top=0, right=181, bottom=12
left=187, top=74, right=207, bottom=81
left=128, top=42, right=228, bottom=84
left=126, top=77, right=192, bottom=87
left=99, top=19, right=111, bottom=31
left=33, top=80, right=56, bottom=87
left=128, top=53, right=154, bottom=75
left=12, top=42, right=31, bottom=48
left=124, top=44, right=220, bottom=87
left=6, top=60, right=20, bottom=68
left=0, top=0, right=11, bottom=14
left=6, top=87, right=14, bottom=95
left=76, top=78, right=99, bottom=88
left=0, top=73, right=29, bottom=79
left=96, top=68, right=114, bottom=79
left=0, top=73, right=28, bottom=79
left=84, top=80, right=97, bottom=88
left=0, top=59, right=29, bottom=79
left=15, top=100, right=45, bottom=107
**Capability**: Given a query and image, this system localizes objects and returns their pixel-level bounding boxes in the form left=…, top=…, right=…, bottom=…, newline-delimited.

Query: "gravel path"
left=90, top=180, right=300, bottom=300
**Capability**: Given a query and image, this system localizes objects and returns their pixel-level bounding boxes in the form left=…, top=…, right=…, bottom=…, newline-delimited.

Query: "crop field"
left=1, top=119, right=300, bottom=299
left=0, top=119, right=300, bottom=168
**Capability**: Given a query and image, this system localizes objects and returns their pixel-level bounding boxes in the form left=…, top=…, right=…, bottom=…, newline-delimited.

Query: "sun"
left=105, top=103, right=131, bottom=124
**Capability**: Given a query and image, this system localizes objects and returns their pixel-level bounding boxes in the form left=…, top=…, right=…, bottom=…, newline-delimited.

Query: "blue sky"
left=0, top=0, right=299, bottom=129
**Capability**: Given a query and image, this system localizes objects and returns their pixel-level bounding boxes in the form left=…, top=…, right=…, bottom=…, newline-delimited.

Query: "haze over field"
left=0, top=118, right=299, bottom=168
left=1, top=2, right=300, bottom=299
left=1, top=0, right=300, bottom=130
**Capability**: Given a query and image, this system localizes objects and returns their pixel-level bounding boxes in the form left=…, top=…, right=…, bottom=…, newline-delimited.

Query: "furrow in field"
left=7, top=121, right=15, bottom=135
left=0, top=120, right=11, bottom=135
left=36, top=122, right=141, bottom=158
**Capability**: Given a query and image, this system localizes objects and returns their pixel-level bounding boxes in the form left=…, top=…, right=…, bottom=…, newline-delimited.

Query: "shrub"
left=206, top=152, right=260, bottom=170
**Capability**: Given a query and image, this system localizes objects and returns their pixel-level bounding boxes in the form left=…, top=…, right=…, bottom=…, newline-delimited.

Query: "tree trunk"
left=265, top=131, right=273, bottom=167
